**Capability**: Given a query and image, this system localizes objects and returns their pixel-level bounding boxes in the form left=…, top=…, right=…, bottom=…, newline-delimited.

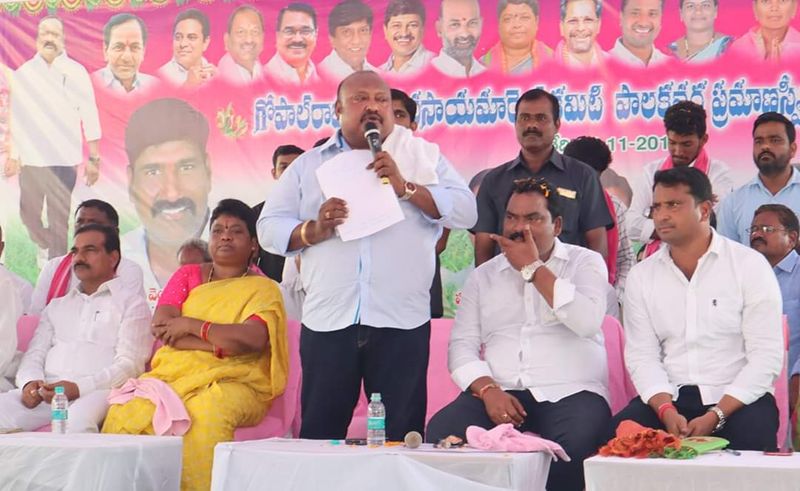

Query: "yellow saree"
left=102, top=275, right=288, bottom=491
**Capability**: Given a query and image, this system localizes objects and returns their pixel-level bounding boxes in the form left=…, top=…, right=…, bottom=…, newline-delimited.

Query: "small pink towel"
left=108, top=378, right=191, bottom=436
left=466, top=424, right=571, bottom=462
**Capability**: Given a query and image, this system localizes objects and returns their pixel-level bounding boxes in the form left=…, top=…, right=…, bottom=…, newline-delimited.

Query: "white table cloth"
left=211, top=438, right=551, bottom=491
left=585, top=450, right=800, bottom=491
left=0, top=432, right=183, bottom=490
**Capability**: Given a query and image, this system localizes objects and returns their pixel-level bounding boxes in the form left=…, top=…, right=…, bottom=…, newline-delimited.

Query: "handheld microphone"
left=364, top=122, right=390, bottom=185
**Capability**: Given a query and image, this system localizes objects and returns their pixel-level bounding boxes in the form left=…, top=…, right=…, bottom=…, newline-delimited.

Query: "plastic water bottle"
left=51, top=386, right=68, bottom=434
left=367, top=392, right=386, bottom=447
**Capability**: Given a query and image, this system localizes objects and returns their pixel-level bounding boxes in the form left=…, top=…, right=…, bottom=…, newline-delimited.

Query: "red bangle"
left=200, top=321, right=211, bottom=342
left=657, top=402, right=676, bottom=420
left=475, top=382, right=500, bottom=400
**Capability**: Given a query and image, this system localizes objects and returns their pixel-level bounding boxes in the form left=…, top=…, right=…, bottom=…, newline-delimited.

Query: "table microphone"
left=404, top=431, right=422, bottom=449
left=364, top=121, right=390, bottom=185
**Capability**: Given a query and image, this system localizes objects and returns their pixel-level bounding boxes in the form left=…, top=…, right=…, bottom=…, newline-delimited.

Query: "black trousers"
left=610, top=386, right=778, bottom=450
left=426, top=390, right=611, bottom=491
left=19, top=165, right=77, bottom=258
left=299, top=322, right=430, bottom=441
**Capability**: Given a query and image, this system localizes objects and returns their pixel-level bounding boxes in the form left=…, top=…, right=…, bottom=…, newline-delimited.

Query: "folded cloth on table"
left=465, top=423, right=571, bottom=462
left=108, top=378, right=191, bottom=436
left=599, top=420, right=681, bottom=458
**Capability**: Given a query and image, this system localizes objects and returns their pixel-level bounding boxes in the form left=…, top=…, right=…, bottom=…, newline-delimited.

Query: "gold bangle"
left=299, top=220, right=312, bottom=247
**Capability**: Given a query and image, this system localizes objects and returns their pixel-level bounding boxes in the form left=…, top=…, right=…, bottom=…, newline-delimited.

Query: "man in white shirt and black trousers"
left=0, top=224, right=151, bottom=433
left=426, top=177, right=611, bottom=491
left=614, top=166, right=784, bottom=450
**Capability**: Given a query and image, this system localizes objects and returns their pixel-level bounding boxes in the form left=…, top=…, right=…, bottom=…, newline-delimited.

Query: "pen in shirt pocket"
left=712, top=299, right=717, bottom=307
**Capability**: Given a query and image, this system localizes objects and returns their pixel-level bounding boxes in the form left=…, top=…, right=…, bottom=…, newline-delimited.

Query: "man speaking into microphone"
left=259, top=71, right=476, bottom=440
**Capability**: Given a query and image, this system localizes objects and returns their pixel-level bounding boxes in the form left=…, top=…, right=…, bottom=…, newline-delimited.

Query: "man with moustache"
left=474, top=88, right=611, bottom=266
left=749, top=204, right=800, bottom=411
left=259, top=71, right=476, bottom=440
left=431, top=0, right=486, bottom=78
left=266, top=3, right=319, bottom=85
left=159, top=9, right=217, bottom=87
left=718, top=112, right=800, bottom=245
left=730, top=0, right=800, bottom=62
left=482, top=0, right=552, bottom=74
left=427, top=177, right=611, bottom=491
left=555, top=0, right=607, bottom=68
left=610, top=0, right=670, bottom=67
left=30, top=200, right=144, bottom=316
left=320, top=0, right=377, bottom=81
left=93, top=13, right=158, bottom=94
left=668, top=0, right=733, bottom=63
left=615, top=167, right=783, bottom=451
left=217, top=5, right=265, bottom=85
left=381, top=0, right=433, bottom=75
left=9, top=16, right=101, bottom=260
left=0, top=224, right=152, bottom=433
left=628, top=101, right=733, bottom=257
left=121, top=98, right=212, bottom=306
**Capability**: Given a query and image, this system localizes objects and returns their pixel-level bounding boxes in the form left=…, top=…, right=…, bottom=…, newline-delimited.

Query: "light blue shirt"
left=774, top=250, right=800, bottom=376
left=717, top=167, right=800, bottom=244
left=257, top=131, right=477, bottom=332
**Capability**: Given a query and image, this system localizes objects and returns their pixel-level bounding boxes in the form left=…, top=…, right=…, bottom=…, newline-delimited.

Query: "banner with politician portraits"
left=1, top=0, right=799, bottom=315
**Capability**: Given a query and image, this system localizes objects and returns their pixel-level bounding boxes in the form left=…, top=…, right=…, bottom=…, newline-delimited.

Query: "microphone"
left=404, top=431, right=422, bottom=449
left=364, top=121, right=390, bottom=185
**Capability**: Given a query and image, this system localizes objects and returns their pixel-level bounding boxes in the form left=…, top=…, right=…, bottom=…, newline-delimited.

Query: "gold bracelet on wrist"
left=299, top=220, right=312, bottom=247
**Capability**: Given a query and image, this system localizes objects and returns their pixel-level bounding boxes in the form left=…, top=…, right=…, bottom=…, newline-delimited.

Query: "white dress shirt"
left=449, top=240, right=610, bottom=404
left=609, top=38, right=670, bottom=67
left=30, top=255, right=144, bottom=316
left=264, top=54, right=319, bottom=85
left=627, top=158, right=734, bottom=244
left=16, top=276, right=152, bottom=397
left=0, top=268, right=22, bottom=391
left=92, top=66, right=159, bottom=94
left=11, top=53, right=101, bottom=166
left=430, top=50, right=486, bottom=78
left=624, top=230, right=783, bottom=406
left=0, top=264, right=32, bottom=314
left=158, top=57, right=215, bottom=85
left=380, top=46, right=434, bottom=75
left=217, top=53, right=264, bottom=85
left=259, top=132, right=477, bottom=332
left=319, top=50, right=377, bottom=81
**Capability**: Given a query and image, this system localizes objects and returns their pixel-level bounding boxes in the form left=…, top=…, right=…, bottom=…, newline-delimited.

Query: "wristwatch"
left=88, top=156, right=101, bottom=167
left=399, top=181, right=417, bottom=201
left=708, top=405, right=726, bottom=433
left=520, top=260, right=544, bottom=282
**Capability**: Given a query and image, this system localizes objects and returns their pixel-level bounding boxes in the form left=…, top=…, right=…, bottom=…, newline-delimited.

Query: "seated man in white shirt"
left=0, top=224, right=152, bottom=433
left=0, top=261, right=23, bottom=392
left=427, top=177, right=611, bottom=491
left=30, top=199, right=144, bottom=315
left=615, top=166, right=783, bottom=450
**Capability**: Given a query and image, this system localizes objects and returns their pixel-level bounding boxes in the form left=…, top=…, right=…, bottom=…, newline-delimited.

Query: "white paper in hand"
left=315, top=149, right=404, bottom=241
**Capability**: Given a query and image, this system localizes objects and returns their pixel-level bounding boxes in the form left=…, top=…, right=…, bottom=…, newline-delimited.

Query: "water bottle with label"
left=51, top=386, right=68, bottom=434
left=367, top=392, right=386, bottom=447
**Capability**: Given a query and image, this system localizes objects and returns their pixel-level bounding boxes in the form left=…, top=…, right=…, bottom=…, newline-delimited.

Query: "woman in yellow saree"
left=103, top=199, right=288, bottom=491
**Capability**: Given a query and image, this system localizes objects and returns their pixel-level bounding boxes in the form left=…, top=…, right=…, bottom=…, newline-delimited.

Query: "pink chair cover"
left=601, top=315, right=638, bottom=415
left=234, top=319, right=302, bottom=440
left=15, top=315, right=39, bottom=352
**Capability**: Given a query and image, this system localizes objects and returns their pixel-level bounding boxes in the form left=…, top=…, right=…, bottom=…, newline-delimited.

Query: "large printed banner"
left=0, top=0, right=798, bottom=314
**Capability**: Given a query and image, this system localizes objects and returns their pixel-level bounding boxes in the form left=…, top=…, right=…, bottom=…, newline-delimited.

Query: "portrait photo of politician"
left=431, top=0, right=486, bottom=78
left=265, top=3, right=319, bottom=85
left=729, top=0, right=800, bottom=62
left=158, top=8, right=217, bottom=87
left=93, top=13, right=158, bottom=95
left=482, top=0, right=553, bottom=74
left=122, top=98, right=212, bottom=297
left=609, top=0, right=670, bottom=67
left=555, top=0, right=607, bottom=68
left=668, top=1, right=732, bottom=63
left=218, top=5, right=265, bottom=85
left=319, top=0, right=377, bottom=82
left=380, top=0, right=434, bottom=75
